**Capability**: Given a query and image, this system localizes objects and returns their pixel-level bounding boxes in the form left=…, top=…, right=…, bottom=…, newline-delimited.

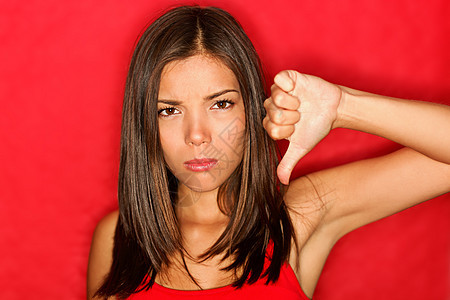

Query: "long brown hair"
left=96, top=5, right=295, bottom=298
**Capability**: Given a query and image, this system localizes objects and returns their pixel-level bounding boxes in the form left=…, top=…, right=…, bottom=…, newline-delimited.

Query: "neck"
left=175, top=183, right=229, bottom=226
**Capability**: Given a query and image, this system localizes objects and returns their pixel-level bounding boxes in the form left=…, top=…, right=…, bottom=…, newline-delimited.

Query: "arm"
left=263, top=70, right=450, bottom=184
left=336, top=86, right=450, bottom=164
left=286, top=149, right=449, bottom=298
left=264, top=70, right=450, bottom=237
left=321, top=84, right=450, bottom=236
left=315, top=87, right=450, bottom=236
left=87, top=210, right=118, bottom=300
left=264, top=71, right=450, bottom=296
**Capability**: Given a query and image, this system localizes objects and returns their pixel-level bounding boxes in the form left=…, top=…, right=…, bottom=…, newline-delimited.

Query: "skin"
left=157, top=55, right=245, bottom=219
left=87, top=56, right=450, bottom=299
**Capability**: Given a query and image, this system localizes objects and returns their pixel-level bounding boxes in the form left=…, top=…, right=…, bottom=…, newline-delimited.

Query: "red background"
left=1, top=0, right=449, bottom=299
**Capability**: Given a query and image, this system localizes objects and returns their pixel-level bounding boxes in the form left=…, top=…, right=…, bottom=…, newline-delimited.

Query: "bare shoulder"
left=285, top=148, right=450, bottom=298
left=87, top=210, right=119, bottom=299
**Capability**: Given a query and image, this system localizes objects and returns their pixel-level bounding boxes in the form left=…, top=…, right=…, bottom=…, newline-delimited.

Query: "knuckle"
left=273, top=94, right=283, bottom=107
left=275, top=111, right=285, bottom=124
left=270, top=85, right=277, bottom=95
left=270, top=127, right=279, bottom=138
left=262, top=117, right=269, bottom=128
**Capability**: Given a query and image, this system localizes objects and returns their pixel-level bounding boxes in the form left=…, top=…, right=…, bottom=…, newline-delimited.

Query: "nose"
left=184, top=112, right=211, bottom=146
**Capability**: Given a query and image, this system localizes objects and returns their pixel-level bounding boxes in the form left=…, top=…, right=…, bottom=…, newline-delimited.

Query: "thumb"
left=277, top=141, right=307, bottom=185
left=274, top=70, right=295, bottom=94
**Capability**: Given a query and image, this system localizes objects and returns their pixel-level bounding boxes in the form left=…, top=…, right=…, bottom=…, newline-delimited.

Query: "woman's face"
left=157, top=55, right=246, bottom=193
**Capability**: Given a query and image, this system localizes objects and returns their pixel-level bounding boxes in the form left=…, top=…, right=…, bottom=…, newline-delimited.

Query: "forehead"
left=158, top=55, right=240, bottom=99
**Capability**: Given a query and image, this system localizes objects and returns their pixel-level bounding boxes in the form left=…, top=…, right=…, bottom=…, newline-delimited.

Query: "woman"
left=87, top=5, right=450, bottom=299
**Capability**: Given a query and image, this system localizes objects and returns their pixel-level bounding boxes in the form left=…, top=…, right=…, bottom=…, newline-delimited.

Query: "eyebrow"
left=158, top=89, right=239, bottom=105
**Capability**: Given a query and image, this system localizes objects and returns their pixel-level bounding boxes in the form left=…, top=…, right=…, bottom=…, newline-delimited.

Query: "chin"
left=177, top=171, right=230, bottom=192
left=181, top=177, right=224, bottom=193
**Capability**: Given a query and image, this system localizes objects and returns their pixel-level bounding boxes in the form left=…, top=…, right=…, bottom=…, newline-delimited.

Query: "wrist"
left=332, top=85, right=353, bottom=129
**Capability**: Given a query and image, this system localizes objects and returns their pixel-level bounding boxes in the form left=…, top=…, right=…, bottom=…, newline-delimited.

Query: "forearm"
left=335, top=87, right=450, bottom=164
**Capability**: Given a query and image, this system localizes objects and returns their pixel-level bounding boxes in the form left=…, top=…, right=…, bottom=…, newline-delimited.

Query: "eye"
left=158, top=106, right=180, bottom=117
left=212, top=99, right=234, bottom=110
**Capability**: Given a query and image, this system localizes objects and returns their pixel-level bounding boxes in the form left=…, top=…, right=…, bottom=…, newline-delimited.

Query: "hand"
left=263, top=70, right=343, bottom=185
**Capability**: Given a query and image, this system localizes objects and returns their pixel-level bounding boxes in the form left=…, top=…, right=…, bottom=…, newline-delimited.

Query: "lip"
left=183, top=158, right=218, bottom=172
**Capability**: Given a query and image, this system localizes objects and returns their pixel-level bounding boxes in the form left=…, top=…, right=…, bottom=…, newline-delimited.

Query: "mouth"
left=183, top=158, right=218, bottom=172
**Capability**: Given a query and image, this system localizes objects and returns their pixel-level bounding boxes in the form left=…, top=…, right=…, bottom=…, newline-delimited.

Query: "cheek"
left=159, top=125, right=179, bottom=162
left=221, top=115, right=246, bottom=150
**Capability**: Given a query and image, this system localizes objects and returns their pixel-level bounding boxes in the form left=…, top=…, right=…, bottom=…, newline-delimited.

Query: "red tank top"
left=127, top=262, right=310, bottom=299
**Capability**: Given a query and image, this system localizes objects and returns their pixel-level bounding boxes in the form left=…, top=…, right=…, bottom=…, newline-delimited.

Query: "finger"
left=263, top=117, right=295, bottom=140
left=277, top=141, right=308, bottom=185
left=274, top=70, right=295, bottom=94
left=277, top=138, right=308, bottom=185
left=264, top=99, right=300, bottom=125
left=269, top=86, right=300, bottom=110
